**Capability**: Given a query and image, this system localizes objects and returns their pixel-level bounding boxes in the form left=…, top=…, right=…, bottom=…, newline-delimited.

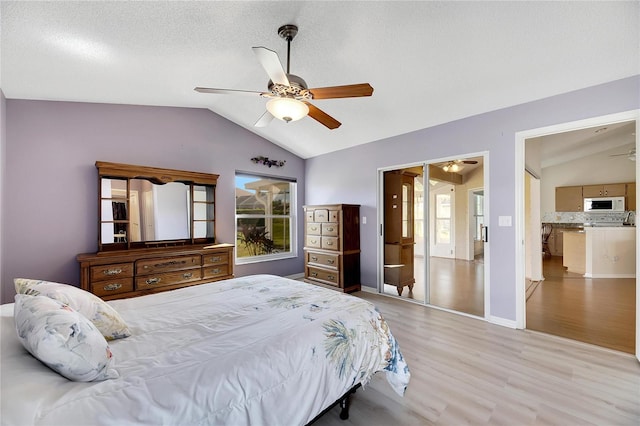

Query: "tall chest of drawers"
left=303, top=204, right=360, bottom=293
left=77, top=244, right=233, bottom=300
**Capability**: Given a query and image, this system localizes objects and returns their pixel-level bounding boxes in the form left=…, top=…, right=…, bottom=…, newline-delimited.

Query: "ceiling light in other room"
left=266, top=98, right=309, bottom=123
left=442, top=162, right=463, bottom=173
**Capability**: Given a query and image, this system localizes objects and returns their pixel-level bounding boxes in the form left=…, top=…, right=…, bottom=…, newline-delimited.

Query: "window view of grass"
left=236, top=174, right=293, bottom=259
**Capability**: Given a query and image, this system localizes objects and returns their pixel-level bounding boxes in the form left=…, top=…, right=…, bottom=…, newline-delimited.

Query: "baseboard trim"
left=286, top=272, right=305, bottom=280
left=489, top=315, right=518, bottom=329
left=359, top=285, right=377, bottom=294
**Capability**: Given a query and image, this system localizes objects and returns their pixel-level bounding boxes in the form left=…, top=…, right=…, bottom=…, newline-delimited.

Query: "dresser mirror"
left=97, top=162, right=218, bottom=251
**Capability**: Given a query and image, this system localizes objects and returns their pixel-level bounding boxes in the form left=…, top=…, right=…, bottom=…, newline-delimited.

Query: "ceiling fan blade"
left=252, top=47, right=290, bottom=86
left=462, top=160, right=478, bottom=164
left=304, top=102, right=341, bottom=129
left=308, top=83, right=374, bottom=100
left=254, top=111, right=275, bottom=128
left=194, top=87, right=268, bottom=96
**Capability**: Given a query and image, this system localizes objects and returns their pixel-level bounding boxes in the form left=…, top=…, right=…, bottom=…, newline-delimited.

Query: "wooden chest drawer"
left=306, top=235, right=322, bottom=248
left=202, top=251, right=229, bottom=266
left=306, top=223, right=322, bottom=235
left=313, top=209, right=329, bottom=222
left=136, top=255, right=201, bottom=275
left=321, top=223, right=339, bottom=236
left=136, top=268, right=202, bottom=290
left=305, top=211, right=314, bottom=222
left=321, top=236, right=339, bottom=250
left=307, top=267, right=340, bottom=287
left=307, top=252, right=339, bottom=269
left=90, top=262, right=134, bottom=282
left=203, top=264, right=230, bottom=279
left=329, top=210, right=339, bottom=222
left=91, top=278, right=134, bottom=297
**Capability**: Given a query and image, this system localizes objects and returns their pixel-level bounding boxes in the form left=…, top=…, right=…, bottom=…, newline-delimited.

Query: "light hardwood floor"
left=314, top=292, right=640, bottom=425
left=526, top=256, right=636, bottom=354
left=383, top=255, right=484, bottom=317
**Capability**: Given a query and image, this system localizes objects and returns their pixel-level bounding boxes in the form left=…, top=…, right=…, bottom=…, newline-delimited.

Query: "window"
left=235, top=173, right=297, bottom=264
left=435, top=193, right=451, bottom=244
left=473, top=191, right=484, bottom=241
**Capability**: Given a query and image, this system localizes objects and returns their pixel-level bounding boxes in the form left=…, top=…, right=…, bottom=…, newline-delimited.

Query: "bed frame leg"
left=339, top=387, right=356, bottom=420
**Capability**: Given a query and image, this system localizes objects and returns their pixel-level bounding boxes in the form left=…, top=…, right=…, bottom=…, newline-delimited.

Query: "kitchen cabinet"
left=627, top=183, right=636, bottom=211
left=562, top=231, right=586, bottom=274
left=582, top=183, right=626, bottom=197
left=547, top=227, right=564, bottom=256
left=555, top=186, right=583, bottom=212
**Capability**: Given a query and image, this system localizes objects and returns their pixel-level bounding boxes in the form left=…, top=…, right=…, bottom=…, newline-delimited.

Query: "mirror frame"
left=96, top=161, right=219, bottom=252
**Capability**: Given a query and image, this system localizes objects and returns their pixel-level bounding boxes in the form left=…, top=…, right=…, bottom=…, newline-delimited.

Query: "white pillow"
left=14, top=278, right=131, bottom=340
left=14, top=294, right=119, bottom=382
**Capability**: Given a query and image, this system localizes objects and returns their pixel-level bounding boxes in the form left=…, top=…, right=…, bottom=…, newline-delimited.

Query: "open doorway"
left=519, top=112, right=638, bottom=356
left=380, top=155, right=488, bottom=318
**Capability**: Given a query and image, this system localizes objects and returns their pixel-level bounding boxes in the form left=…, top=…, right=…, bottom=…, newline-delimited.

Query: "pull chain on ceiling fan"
left=194, top=24, right=374, bottom=129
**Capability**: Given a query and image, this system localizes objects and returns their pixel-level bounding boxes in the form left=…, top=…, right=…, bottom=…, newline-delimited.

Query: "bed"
left=0, top=274, right=410, bottom=425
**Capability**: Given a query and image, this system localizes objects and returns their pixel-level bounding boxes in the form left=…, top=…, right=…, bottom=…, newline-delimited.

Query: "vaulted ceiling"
left=1, top=1, right=638, bottom=159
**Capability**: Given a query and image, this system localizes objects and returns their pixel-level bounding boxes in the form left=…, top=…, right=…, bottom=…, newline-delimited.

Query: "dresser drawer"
left=307, top=252, right=339, bottom=269
left=306, top=235, right=322, bottom=249
left=136, top=268, right=202, bottom=290
left=321, top=223, right=339, bottom=236
left=313, top=209, right=329, bottom=222
left=136, top=255, right=201, bottom=275
left=202, top=264, right=230, bottom=279
left=307, top=267, right=340, bottom=287
left=90, top=262, right=134, bottom=282
left=202, top=251, right=229, bottom=266
left=321, top=236, right=339, bottom=250
left=305, top=211, right=314, bottom=222
left=306, top=223, right=322, bottom=235
left=91, top=278, right=134, bottom=297
left=329, top=210, right=339, bottom=222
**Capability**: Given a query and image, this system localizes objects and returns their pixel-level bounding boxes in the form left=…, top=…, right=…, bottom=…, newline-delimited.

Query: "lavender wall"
left=0, top=90, right=6, bottom=303
left=306, top=76, right=640, bottom=323
left=1, top=100, right=305, bottom=304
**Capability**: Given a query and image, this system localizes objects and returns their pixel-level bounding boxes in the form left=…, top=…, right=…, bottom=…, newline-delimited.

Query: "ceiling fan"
left=441, top=159, right=478, bottom=172
left=194, top=24, right=374, bottom=130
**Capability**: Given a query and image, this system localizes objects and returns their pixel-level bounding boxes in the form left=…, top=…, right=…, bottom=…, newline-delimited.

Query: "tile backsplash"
left=542, top=211, right=635, bottom=224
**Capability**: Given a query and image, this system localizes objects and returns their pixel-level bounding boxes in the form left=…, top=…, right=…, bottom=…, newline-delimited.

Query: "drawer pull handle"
left=183, top=272, right=193, bottom=279
left=311, top=272, right=318, bottom=277
left=209, top=256, right=221, bottom=262
left=310, top=239, right=318, bottom=244
left=146, top=278, right=161, bottom=285
left=145, top=260, right=186, bottom=269
left=103, top=268, right=122, bottom=276
left=103, top=283, right=122, bottom=291
left=327, top=275, right=335, bottom=281
left=326, top=227, right=334, bottom=232
left=210, top=268, right=220, bottom=274
left=327, top=259, right=335, bottom=265
left=326, top=241, right=334, bottom=246
left=311, top=256, right=318, bottom=261
left=310, top=226, right=318, bottom=231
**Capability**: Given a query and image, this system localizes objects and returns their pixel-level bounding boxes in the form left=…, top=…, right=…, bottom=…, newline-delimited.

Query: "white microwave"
left=583, top=196, right=625, bottom=212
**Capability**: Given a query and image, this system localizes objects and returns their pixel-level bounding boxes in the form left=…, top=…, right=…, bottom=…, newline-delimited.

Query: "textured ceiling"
left=1, top=1, right=639, bottom=159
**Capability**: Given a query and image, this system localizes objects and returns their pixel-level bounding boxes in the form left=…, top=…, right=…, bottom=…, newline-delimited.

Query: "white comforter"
left=1, top=275, right=409, bottom=425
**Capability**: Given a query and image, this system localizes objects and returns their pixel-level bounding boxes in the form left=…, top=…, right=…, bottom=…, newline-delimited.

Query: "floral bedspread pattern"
left=1, top=275, right=409, bottom=425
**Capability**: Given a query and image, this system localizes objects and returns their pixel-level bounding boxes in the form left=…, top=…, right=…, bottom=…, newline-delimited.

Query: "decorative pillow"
left=13, top=294, right=119, bottom=382
left=14, top=278, right=131, bottom=340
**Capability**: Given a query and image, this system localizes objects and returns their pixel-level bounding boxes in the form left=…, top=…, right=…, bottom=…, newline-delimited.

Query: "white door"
left=430, top=184, right=455, bottom=258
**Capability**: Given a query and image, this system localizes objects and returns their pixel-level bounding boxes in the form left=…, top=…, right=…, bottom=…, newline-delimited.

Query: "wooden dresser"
left=77, top=244, right=233, bottom=300
left=303, top=204, right=360, bottom=293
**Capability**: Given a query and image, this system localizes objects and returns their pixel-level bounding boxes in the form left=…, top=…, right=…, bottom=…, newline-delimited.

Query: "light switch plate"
left=498, top=216, right=512, bottom=227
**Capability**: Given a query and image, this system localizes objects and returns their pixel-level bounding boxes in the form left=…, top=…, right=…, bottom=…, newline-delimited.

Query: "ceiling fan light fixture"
left=442, top=162, right=463, bottom=172
left=266, top=97, right=309, bottom=123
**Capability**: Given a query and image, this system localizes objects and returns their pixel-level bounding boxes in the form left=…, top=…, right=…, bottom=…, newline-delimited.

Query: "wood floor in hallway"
left=526, top=255, right=636, bottom=354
